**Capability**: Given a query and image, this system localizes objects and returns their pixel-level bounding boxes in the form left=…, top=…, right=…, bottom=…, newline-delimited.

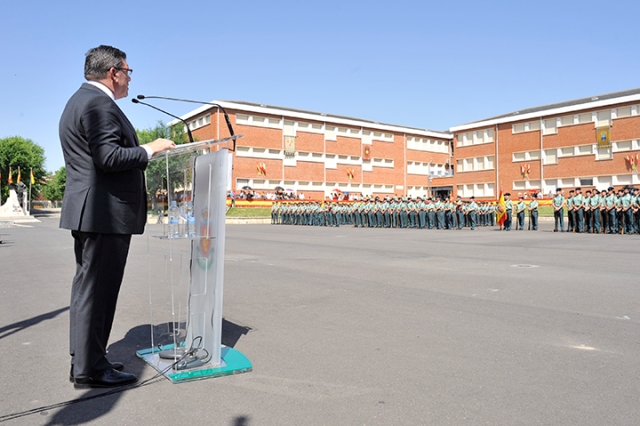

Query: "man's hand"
left=145, top=138, right=177, bottom=155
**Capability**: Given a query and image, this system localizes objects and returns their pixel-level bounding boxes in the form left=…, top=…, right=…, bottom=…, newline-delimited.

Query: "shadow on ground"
left=42, top=318, right=251, bottom=425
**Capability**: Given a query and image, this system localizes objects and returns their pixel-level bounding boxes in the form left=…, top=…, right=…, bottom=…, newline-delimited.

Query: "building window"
left=616, top=107, right=632, bottom=119
left=577, top=145, right=593, bottom=156
left=596, top=110, right=611, bottom=127
left=513, top=152, right=526, bottom=162
left=559, top=147, right=574, bottom=157
left=544, top=149, right=557, bottom=165
left=543, top=119, right=557, bottom=135
left=613, top=140, right=632, bottom=152
left=596, top=147, right=612, bottom=161
left=560, top=115, right=575, bottom=126
left=578, top=113, right=592, bottom=124
left=579, top=178, right=593, bottom=186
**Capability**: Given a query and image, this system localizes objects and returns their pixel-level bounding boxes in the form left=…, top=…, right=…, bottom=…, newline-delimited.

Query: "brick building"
left=180, top=101, right=453, bottom=200
left=450, top=88, right=640, bottom=198
left=177, top=88, right=640, bottom=200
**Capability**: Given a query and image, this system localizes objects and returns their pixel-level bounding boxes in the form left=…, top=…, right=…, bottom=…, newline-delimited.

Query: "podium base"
left=136, top=344, right=252, bottom=383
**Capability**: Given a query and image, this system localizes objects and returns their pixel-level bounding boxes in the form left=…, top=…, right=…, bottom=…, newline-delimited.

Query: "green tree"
left=137, top=121, right=192, bottom=212
left=0, top=136, right=46, bottom=203
left=41, top=166, right=66, bottom=203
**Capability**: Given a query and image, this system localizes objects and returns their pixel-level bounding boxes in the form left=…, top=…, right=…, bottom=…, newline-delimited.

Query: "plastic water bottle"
left=186, top=202, right=196, bottom=238
left=168, top=201, right=180, bottom=238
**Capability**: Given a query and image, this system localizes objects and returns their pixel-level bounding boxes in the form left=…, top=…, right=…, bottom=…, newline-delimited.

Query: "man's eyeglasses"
left=115, top=67, right=133, bottom=76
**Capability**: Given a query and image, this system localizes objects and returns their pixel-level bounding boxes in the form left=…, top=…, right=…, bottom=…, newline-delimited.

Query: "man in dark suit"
left=60, top=45, right=175, bottom=388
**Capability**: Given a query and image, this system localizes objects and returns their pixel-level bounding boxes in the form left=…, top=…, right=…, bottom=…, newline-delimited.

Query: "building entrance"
left=432, top=186, right=452, bottom=200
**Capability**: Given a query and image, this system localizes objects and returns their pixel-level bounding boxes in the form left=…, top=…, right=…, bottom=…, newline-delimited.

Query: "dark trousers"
left=504, top=211, right=512, bottom=230
left=530, top=210, right=538, bottom=230
left=418, top=211, right=426, bottom=228
left=575, top=208, right=585, bottom=233
left=567, top=210, right=575, bottom=231
left=427, top=212, right=435, bottom=229
left=585, top=210, right=593, bottom=233
left=608, top=209, right=617, bottom=233
left=591, top=209, right=601, bottom=233
left=624, top=209, right=634, bottom=233
left=554, top=209, right=564, bottom=231
left=70, top=231, right=131, bottom=379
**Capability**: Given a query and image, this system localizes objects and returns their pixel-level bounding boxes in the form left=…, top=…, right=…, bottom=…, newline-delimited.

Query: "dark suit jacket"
left=59, top=83, right=148, bottom=234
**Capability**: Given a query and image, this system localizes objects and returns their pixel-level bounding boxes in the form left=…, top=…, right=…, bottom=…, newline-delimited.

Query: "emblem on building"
left=596, top=126, right=611, bottom=148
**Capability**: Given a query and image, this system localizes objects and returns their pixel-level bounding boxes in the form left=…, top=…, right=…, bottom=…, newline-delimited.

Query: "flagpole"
left=28, top=168, right=33, bottom=214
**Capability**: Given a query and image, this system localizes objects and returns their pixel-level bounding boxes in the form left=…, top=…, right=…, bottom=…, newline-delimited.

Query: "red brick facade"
left=181, top=91, right=640, bottom=200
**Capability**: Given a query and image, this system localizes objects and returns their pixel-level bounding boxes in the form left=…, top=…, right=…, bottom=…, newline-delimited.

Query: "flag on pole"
left=17, top=167, right=21, bottom=183
left=496, top=189, right=507, bottom=226
left=30, top=168, right=35, bottom=185
left=8, top=166, right=12, bottom=185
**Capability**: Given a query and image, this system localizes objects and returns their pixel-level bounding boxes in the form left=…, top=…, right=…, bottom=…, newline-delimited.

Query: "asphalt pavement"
left=0, top=218, right=639, bottom=425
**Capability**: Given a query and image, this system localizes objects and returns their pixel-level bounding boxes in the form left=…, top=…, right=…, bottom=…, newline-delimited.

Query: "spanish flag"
left=496, top=189, right=507, bottom=226
left=8, top=167, right=12, bottom=185
left=30, top=168, right=35, bottom=185
left=17, top=167, right=21, bottom=183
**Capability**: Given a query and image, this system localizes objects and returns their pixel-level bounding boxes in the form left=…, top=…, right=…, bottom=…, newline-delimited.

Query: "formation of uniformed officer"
left=555, top=186, right=640, bottom=234
left=272, top=196, right=499, bottom=230
left=272, top=187, right=640, bottom=233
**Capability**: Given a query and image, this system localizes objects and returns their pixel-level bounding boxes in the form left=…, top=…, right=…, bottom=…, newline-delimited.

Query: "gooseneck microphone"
left=131, top=98, right=194, bottom=143
left=136, top=95, right=236, bottom=150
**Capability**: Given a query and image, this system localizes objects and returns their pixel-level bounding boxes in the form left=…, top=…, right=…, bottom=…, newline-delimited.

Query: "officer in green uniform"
left=620, top=187, right=633, bottom=234
left=467, top=197, right=477, bottom=230
left=271, top=202, right=277, bottom=224
left=399, top=198, right=409, bottom=228
left=552, top=188, right=565, bottom=232
left=504, top=193, right=513, bottom=231
left=632, top=188, right=640, bottom=233
left=573, top=188, right=585, bottom=233
left=598, top=189, right=608, bottom=233
left=566, top=190, right=575, bottom=232
left=516, top=194, right=526, bottom=230
left=589, top=189, right=601, bottom=233
left=528, top=197, right=539, bottom=230
left=382, top=197, right=391, bottom=228
left=407, top=197, right=417, bottom=228
left=391, top=197, right=399, bottom=228
left=417, top=197, right=426, bottom=229
left=455, top=196, right=464, bottom=230
left=614, top=189, right=623, bottom=233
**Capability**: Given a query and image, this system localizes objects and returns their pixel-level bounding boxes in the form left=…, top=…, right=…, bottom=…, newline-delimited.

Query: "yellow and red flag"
left=17, top=167, right=21, bottom=183
left=8, top=167, right=12, bottom=185
left=496, top=189, right=507, bottom=226
left=30, top=168, right=35, bottom=185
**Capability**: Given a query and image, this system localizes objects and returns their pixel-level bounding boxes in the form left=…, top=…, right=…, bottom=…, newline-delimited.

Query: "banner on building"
left=362, top=145, right=371, bottom=161
left=596, top=126, right=611, bottom=148
left=284, top=136, right=296, bottom=157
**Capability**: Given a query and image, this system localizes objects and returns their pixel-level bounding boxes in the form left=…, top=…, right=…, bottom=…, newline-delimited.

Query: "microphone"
left=131, top=98, right=194, bottom=143
left=137, top=95, right=236, bottom=150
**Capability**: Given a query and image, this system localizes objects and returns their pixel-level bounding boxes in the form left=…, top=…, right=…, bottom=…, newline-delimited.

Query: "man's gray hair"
left=84, top=45, right=126, bottom=80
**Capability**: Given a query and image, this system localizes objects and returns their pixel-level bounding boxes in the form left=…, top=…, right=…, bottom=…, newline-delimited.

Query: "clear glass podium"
left=136, top=136, right=252, bottom=383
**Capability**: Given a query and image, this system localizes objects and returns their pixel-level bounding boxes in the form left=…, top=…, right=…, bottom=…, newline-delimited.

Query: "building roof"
left=172, top=99, right=453, bottom=139
left=450, top=88, right=640, bottom=132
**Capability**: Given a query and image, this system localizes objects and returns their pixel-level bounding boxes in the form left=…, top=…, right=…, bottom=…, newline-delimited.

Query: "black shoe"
left=70, top=362, right=124, bottom=382
left=74, top=368, right=137, bottom=389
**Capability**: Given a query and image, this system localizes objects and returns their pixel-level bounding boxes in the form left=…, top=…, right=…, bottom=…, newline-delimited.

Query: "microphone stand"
left=131, top=98, right=194, bottom=143
left=137, top=95, right=236, bottom=150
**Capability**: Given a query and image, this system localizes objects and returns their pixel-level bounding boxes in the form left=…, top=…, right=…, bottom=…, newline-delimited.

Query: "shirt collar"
left=86, top=81, right=115, bottom=100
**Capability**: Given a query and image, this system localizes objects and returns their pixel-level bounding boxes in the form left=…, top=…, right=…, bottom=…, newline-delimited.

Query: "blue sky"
left=2, top=0, right=638, bottom=172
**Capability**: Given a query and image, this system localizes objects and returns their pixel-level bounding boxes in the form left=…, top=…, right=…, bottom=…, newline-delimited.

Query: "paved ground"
left=0, top=218, right=639, bottom=425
